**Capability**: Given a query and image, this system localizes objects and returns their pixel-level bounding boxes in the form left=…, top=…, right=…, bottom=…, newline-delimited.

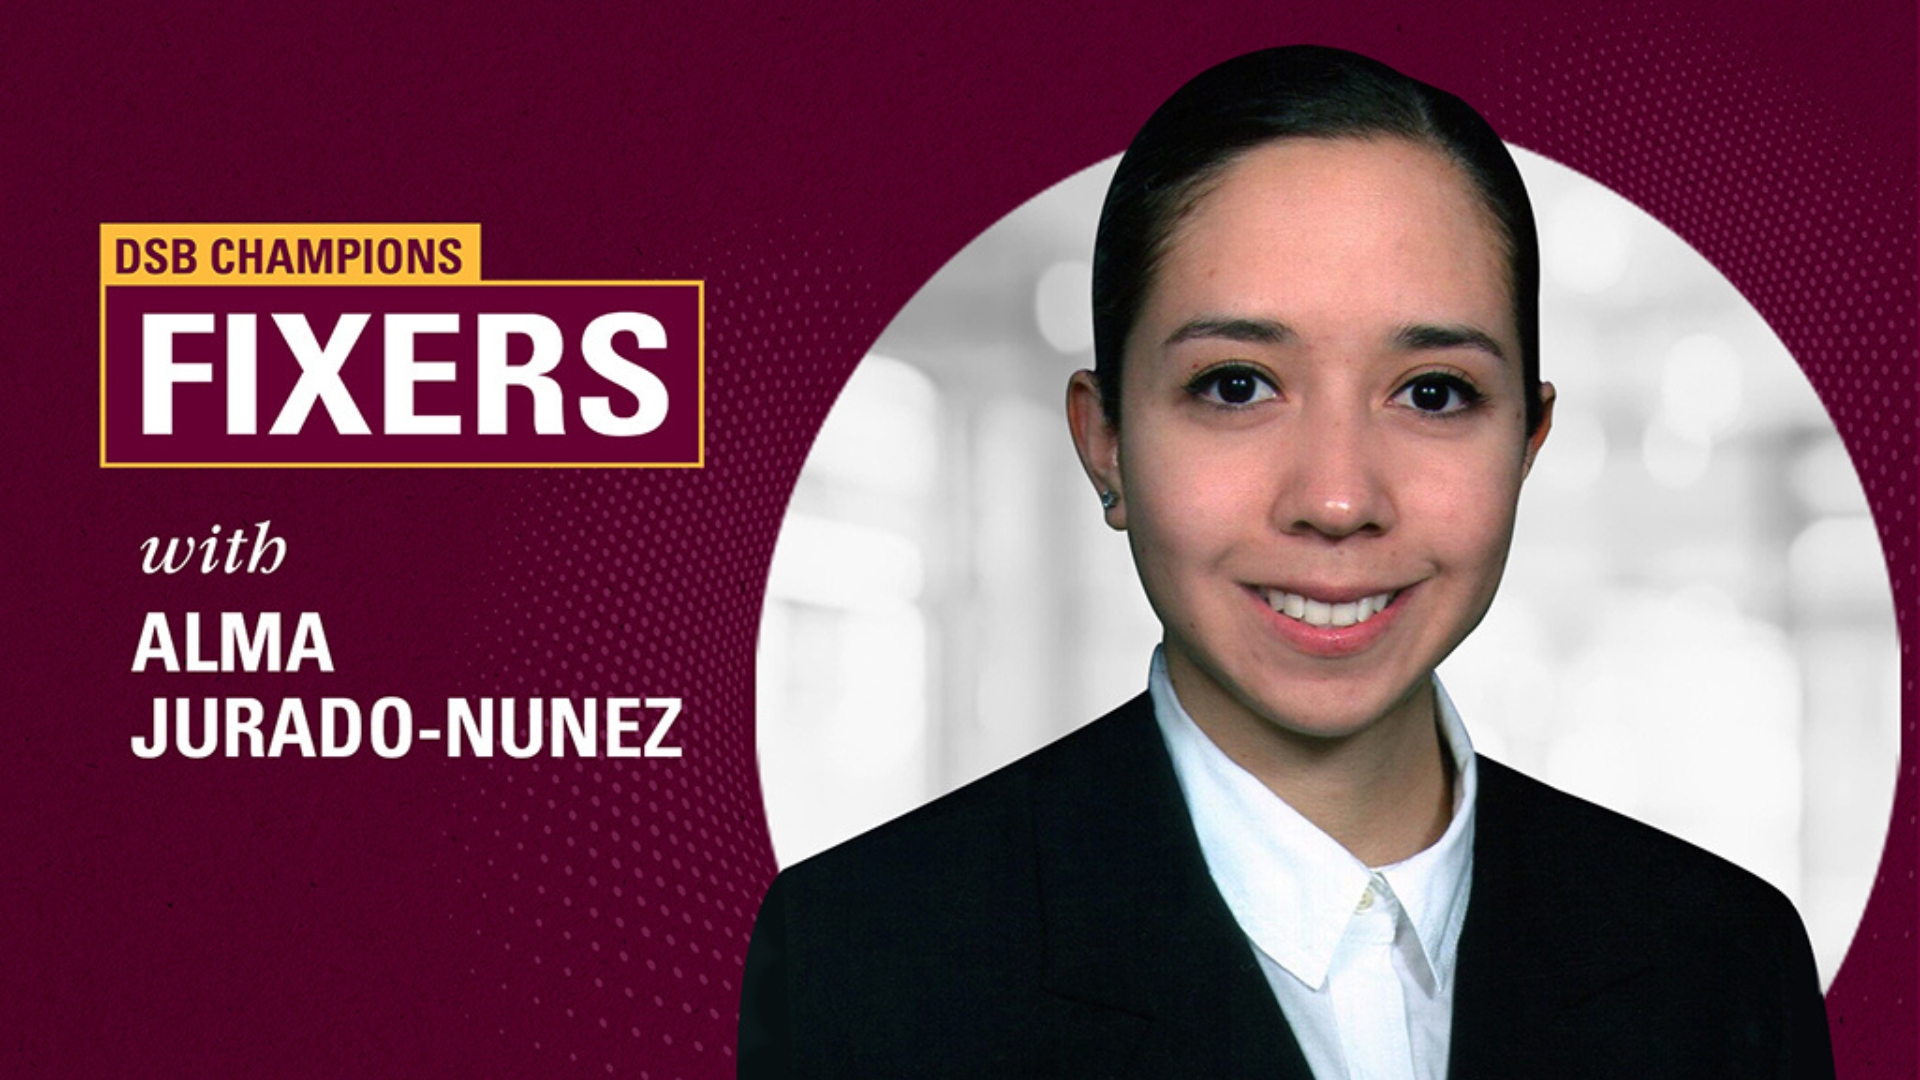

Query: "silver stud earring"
left=1099, top=490, right=1118, bottom=511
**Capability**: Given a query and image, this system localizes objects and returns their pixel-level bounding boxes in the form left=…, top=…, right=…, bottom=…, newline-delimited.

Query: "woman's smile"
left=1253, top=579, right=1409, bottom=646
left=1257, top=585, right=1400, bottom=627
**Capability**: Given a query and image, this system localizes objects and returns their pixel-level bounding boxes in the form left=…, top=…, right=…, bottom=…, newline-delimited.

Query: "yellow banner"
left=101, top=223, right=482, bottom=285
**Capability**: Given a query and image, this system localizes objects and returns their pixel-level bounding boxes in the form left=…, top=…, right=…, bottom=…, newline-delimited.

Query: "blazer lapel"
left=1449, top=758, right=1656, bottom=1077
left=1012, top=717, right=1669, bottom=1079
left=1025, top=696, right=1316, bottom=1080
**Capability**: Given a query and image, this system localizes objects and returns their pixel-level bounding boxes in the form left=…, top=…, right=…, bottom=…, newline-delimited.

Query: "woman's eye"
left=1189, top=366, right=1277, bottom=407
left=1393, top=373, right=1482, bottom=415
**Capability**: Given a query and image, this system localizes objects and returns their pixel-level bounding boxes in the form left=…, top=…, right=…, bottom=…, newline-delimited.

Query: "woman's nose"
left=1273, top=407, right=1392, bottom=539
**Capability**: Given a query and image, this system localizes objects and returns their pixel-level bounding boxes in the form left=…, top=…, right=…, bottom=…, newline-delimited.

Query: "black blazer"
left=740, top=694, right=1834, bottom=1078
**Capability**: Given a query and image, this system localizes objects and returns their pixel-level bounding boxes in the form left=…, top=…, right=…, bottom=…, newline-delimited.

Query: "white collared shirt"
left=1149, top=648, right=1477, bottom=1080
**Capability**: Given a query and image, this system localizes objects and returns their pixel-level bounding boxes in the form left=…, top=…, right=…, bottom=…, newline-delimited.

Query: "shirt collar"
left=1148, top=646, right=1477, bottom=992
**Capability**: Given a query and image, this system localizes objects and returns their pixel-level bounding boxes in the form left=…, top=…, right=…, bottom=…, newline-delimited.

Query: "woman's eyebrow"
left=1164, top=316, right=1294, bottom=348
left=1394, top=323, right=1507, bottom=361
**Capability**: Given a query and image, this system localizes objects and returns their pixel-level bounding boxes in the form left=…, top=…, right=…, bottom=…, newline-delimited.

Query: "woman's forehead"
left=1138, top=137, right=1518, bottom=354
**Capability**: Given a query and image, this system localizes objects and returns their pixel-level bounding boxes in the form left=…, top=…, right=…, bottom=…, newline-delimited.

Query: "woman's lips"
left=1249, top=584, right=1410, bottom=657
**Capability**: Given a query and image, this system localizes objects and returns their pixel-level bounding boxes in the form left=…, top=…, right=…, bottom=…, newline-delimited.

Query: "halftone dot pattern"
left=1, top=5, right=1905, bottom=1078
left=445, top=221, right=884, bottom=1078
left=1476, top=7, right=1915, bottom=1075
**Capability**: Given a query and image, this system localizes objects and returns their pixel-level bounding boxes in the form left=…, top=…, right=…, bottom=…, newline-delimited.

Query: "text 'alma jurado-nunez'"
left=129, top=520, right=686, bottom=762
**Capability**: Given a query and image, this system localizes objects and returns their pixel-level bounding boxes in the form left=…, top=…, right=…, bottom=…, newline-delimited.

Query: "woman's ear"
left=1066, top=371, right=1126, bottom=529
left=1522, top=381, right=1556, bottom=478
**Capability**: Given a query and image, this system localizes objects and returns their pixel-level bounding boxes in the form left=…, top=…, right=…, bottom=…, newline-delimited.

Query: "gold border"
left=99, top=272, right=707, bottom=470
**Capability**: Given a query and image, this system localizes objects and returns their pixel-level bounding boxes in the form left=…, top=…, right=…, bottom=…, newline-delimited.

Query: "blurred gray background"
left=755, top=149, right=1900, bottom=986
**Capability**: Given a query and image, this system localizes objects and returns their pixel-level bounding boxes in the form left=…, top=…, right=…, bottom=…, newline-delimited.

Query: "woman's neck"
left=1174, top=671, right=1457, bottom=867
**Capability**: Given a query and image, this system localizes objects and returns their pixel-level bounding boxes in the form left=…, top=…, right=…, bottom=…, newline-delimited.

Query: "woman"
left=740, top=46, right=1832, bottom=1079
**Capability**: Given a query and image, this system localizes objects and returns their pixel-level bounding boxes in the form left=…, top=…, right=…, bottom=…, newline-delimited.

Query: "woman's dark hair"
left=1092, top=46, right=1544, bottom=435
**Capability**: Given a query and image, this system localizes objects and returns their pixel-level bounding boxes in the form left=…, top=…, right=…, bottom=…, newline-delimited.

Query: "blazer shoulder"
left=740, top=697, right=1167, bottom=1078
left=1465, top=757, right=1834, bottom=1079
left=1475, top=754, right=1810, bottom=938
left=775, top=694, right=1154, bottom=898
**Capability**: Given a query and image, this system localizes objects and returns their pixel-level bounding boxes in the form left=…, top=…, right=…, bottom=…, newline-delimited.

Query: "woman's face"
left=1070, top=136, right=1551, bottom=750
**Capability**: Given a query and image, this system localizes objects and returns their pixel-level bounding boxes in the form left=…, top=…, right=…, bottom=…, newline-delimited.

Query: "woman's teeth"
left=1263, top=589, right=1397, bottom=628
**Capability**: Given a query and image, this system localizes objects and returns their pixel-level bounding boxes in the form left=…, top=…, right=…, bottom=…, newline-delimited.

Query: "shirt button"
left=1356, top=887, right=1375, bottom=911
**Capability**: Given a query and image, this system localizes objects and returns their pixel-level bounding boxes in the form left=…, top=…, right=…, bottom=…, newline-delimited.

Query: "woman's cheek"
left=1437, top=482, right=1525, bottom=577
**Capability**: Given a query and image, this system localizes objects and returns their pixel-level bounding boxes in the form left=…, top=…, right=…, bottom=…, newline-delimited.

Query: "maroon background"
left=3, top=1, right=1913, bottom=1077
left=103, top=284, right=702, bottom=465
